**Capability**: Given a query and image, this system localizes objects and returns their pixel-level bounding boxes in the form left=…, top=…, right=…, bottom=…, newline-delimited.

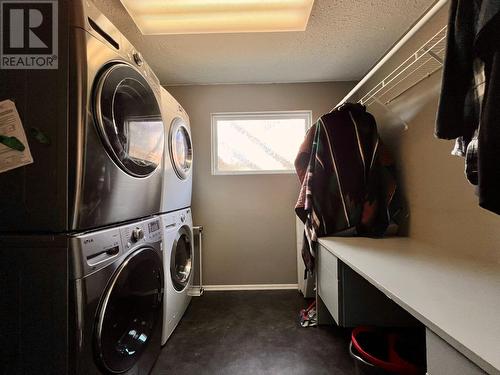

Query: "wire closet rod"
left=331, top=0, right=449, bottom=112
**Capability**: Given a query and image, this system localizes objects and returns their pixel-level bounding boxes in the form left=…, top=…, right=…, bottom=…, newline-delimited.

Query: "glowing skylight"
left=120, top=0, right=315, bottom=35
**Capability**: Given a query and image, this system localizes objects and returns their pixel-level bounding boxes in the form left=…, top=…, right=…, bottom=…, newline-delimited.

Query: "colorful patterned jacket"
left=295, top=103, right=404, bottom=271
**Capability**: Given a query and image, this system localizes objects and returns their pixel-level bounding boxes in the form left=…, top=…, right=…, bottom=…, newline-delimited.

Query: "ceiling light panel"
left=120, top=0, right=315, bottom=35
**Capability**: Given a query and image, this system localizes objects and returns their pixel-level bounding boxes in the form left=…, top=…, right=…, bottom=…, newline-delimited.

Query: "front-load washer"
left=71, top=216, right=164, bottom=374
left=160, top=207, right=194, bottom=344
left=70, top=217, right=164, bottom=374
left=160, top=87, right=193, bottom=213
left=0, top=0, right=165, bottom=232
left=0, top=216, right=164, bottom=374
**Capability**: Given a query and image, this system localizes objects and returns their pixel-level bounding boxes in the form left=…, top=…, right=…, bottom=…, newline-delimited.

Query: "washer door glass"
left=95, top=63, right=164, bottom=177
left=95, top=247, right=163, bottom=373
left=170, top=227, right=192, bottom=292
left=169, top=118, right=192, bottom=179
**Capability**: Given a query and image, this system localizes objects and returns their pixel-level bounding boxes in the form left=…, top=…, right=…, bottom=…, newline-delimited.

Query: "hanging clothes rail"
left=332, top=0, right=449, bottom=111
left=359, top=25, right=447, bottom=107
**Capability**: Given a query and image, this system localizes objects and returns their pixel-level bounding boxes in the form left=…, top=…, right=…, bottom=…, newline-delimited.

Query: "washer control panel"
left=121, top=217, right=162, bottom=250
left=79, top=227, right=122, bottom=265
left=73, top=217, right=162, bottom=278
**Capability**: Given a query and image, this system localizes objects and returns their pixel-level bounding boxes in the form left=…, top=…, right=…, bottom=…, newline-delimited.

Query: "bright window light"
left=119, top=0, right=315, bottom=35
left=211, top=111, right=311, bottom=175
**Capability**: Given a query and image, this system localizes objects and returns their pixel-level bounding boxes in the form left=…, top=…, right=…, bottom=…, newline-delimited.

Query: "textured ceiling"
left=92, top=0, right=436, bottom=85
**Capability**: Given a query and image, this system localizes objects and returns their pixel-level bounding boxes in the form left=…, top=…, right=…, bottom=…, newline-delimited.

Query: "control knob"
left=131, top=227, right=144, bottom=242
left=133, top=52, right=144, bottom=66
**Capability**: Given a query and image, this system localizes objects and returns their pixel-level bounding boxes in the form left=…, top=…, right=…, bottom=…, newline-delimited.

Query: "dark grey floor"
left=152, top=290, right=355, bottom=375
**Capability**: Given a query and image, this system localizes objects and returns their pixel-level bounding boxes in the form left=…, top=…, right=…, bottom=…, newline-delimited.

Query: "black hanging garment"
left=436, top=0, right=500, bottom=214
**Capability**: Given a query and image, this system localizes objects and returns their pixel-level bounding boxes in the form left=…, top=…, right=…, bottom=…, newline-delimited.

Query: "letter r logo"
left=1, top=1, right=54, bottom=54
left=9, top=8, right=48, bottom=49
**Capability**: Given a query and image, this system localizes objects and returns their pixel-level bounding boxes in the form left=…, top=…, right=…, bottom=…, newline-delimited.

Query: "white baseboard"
left=187, top=286, right=204, bottom=297
left=203, top=283, right=298, bottom=291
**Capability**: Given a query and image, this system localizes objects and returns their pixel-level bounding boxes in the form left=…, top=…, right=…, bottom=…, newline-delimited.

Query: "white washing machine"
left=160, top=208, right=194, bottom=344
left=159, top=87, right=194, bottom=213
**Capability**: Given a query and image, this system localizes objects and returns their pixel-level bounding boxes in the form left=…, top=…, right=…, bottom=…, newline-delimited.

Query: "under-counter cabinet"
left=426, top=329, right=487, bottom=375
left=317, top=244, right=418, bottom=327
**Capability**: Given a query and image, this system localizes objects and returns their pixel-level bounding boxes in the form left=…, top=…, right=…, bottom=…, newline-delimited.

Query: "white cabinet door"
left=317, top=245, right=340, bottom=323
left=426, top=329, right=487, bottom=375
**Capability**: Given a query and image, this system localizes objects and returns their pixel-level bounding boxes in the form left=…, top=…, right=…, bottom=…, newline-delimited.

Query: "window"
left=211, top=111, right=311, bottom=175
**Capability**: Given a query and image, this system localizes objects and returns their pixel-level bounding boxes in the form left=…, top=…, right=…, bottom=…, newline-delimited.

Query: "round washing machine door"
left=94, top=63, right=164, bottom=177
left=170, top=226, right=193, bottom=292
left=95, top=247, right=163, bottom=374
left=169, top=118, right=192, bottom=180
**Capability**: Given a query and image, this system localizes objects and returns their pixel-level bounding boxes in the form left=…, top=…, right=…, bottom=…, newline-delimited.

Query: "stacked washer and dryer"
left=159, top=88, right=195, bottom=344
left=0, top=0, right=192, bottom=373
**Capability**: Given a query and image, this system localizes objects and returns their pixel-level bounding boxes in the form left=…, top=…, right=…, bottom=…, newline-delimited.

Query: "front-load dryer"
left=160, top=87, right=193, bottom=213
left=160, top=207, right=194, bottom=344
left=0, top=0, right=165, bottom=232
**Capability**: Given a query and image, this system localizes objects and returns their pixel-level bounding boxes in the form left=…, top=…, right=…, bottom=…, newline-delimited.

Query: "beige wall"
left=352, top=5, right=500, bottom=262
left=372, top=74, right=500, bottom=262
left=166, top=82, right=355, bottom=285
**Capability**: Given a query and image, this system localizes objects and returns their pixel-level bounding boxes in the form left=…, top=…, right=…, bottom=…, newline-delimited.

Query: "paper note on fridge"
left=0, top=100, right=33, bottom=174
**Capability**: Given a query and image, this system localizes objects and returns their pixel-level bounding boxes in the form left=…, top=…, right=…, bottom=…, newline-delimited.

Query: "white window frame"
left=211, top=110, right=312, bottom=176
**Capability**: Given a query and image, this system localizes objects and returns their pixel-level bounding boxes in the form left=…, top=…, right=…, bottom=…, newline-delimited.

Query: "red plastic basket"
left=351, top=327, right=420, bottom=375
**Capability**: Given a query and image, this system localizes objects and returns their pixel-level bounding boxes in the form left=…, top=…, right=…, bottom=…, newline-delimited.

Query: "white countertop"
left=318, top=236, right=500, bottom=375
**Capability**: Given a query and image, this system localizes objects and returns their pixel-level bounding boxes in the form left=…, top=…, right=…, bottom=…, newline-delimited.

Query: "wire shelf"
left=359, top=25, right=447, bottom=107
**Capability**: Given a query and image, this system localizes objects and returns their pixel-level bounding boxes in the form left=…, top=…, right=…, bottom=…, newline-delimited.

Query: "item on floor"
left=436, top=0, right=500, bottom=214
left=159, top=87, right=193, bottom=214
left=160, top=208, right=194, bottom=344
left=350, top=342, right=388, bottom=375
left=294, top=103, right=404, bottom=270
left=350, top=327, right=425, bottom=375
left=299, top=300, right=317, bottom=328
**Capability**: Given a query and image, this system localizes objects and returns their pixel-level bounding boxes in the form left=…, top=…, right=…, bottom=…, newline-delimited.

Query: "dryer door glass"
left=95, top=247, right=163, bottom=373
left=170, top=119, right=192, bottom=179
left=95, top=63, right=164, bottom=177
left=170, top=227, right=192, bottom=291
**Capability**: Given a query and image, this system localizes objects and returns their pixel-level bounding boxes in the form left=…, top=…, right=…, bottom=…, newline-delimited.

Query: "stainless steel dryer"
left=0, top=0, right=164, bottom=232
